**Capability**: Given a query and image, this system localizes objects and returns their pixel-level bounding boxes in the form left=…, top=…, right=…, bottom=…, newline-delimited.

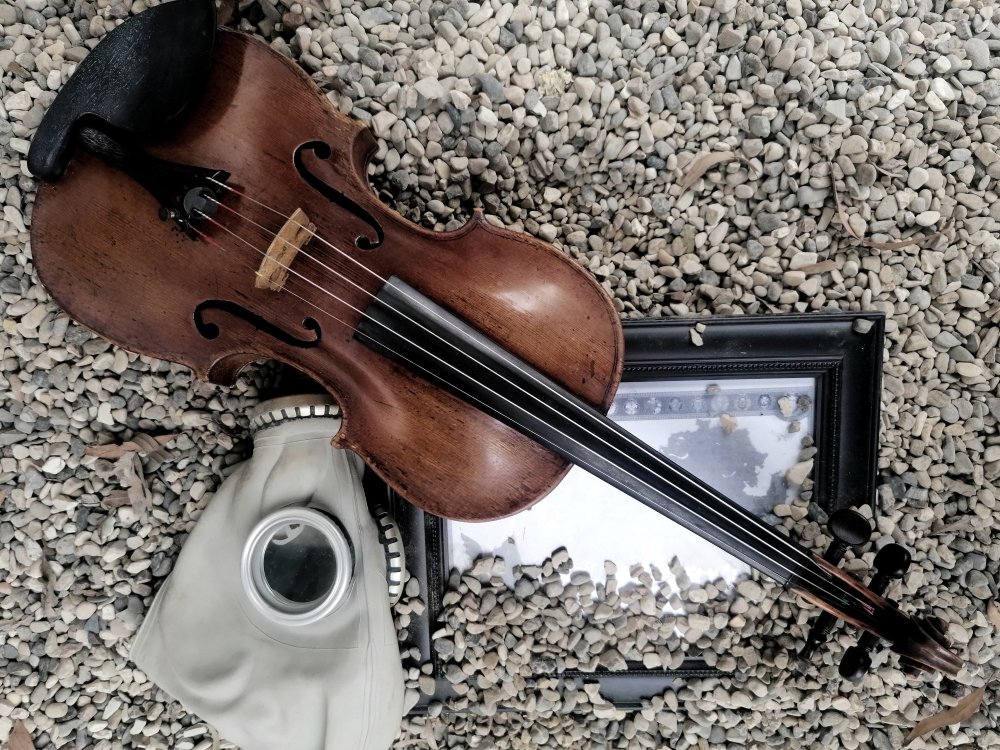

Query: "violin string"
left=203, top=178, right=836, bottom=576
left=206, top=180, right=834, bottom=575
left=193, top=202, right=870, bottom=612
left=189, top=224, right=357, bottom=331
left=196, top=216, right=862, bottom=612
left=194, top=197, right=875, bottom=613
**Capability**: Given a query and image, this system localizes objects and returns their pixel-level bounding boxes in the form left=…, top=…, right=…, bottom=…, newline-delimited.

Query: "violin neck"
left=356, top=277, right=964, bottom=677
left=358, top=277, right=816, bottom=586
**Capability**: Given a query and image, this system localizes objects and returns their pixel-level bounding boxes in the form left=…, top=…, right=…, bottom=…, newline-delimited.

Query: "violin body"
left=31, top=29, right=623, bottom=521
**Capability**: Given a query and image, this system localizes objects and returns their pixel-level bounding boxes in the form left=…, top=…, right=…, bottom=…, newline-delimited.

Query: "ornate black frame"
left=370, top=311, right=885, bottom=711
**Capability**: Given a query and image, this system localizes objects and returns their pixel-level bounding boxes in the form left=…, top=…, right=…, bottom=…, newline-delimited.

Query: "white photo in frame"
left=446, top=376, right=816, bottom=590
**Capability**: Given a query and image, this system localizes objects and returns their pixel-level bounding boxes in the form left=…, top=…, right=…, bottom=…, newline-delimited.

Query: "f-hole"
left=194, top=300, right=321, bottom=348
left=294, top=140, right=384, bottom=250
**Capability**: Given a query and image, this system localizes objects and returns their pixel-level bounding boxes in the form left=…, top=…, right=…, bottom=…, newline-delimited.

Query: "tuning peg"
left=799, top=509, right=873, bottom=661
left=867, top=543, right=911, bottom=590
left=840, top=636, right=876, bottom=681
left=839, top=543, right=912, bottom=682
left=897, top=655, right=925, bottom=678
left=823, top=509, right=873, bottom=563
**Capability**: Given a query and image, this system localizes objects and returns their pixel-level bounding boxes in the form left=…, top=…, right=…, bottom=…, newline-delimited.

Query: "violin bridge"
left=255, top=207, right=315, bottom=291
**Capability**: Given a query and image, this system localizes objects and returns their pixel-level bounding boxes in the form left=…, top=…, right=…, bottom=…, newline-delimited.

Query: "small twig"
left=827, top=160, right=952, bottom=250
left=872, top=162, right=906, bottom=179
left=827, top=160, right=864, bottom=242
left=680, top=149, right=757, bottom=191
left=86, top=433, right=177, bottom=460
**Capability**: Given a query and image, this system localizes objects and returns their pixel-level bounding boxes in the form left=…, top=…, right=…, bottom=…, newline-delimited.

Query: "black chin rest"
left=28, top=0, right=217, bottom=181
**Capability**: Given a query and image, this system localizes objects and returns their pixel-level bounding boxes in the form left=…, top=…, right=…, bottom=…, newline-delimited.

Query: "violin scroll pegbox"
left=799, top=508, right=873, bottom=661
left=791, top=512, right=962, bottom=679
left=838, top=544, right=913, bottom=681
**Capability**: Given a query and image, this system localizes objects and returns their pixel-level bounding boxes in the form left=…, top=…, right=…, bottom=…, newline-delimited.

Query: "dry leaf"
left=828, top=161, right=864, bottom=242
left=680, top=151, right=751, bottom=190
left=798, top=260, right=840, bottom=274
left=861, top=222, right=951, bottom=251
left=988, top=601, right=1000, bottom=631
left=934, top=517, right=974, bottom=535
left=102, top=490, right=133, bottom=510
left=114, top=452, right=153, bottom=519
left=873, top=162, right=905, bottom=179
left=904, top=685, right=987, bottom=746
left=828, top=160, right=951, bottom=249
left=420, top=719, right=440, bottom=750
left=86, top=433, right=177, bottom=460
left=9, top=721, right=36, bottom=750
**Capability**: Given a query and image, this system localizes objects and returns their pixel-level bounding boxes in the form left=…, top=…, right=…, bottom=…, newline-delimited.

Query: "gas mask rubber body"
left=131, top=396, right=405, bottom=750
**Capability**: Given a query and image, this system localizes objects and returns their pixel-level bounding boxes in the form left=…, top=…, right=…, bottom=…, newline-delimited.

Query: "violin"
left=26, top=0, right=961, bottom=680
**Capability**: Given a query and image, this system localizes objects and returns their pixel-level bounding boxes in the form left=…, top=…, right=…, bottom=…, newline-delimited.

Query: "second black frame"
left=373, top=311, right=886, bottom=711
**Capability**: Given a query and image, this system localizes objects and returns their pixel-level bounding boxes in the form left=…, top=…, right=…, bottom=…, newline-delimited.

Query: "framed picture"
left=375, top=311, right=885, bottom=710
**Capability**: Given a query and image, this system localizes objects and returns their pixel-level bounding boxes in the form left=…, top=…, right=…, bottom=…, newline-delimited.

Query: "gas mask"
left=131, top=395, right=405, bottom=750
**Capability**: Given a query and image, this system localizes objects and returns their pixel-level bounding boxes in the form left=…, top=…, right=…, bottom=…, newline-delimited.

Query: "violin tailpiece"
left=255, top=207, right=314, bottom=291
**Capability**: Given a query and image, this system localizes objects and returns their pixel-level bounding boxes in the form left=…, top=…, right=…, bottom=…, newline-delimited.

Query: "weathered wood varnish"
left=31, top=30, right=624, bottom=521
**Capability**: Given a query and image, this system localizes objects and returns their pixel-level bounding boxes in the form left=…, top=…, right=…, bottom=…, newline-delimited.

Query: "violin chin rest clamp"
left=28, top=0, right=217, bottom=182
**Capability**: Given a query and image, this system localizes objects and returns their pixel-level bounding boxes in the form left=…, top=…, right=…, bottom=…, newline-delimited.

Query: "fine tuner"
left=25, top=0, right=964, bottom=681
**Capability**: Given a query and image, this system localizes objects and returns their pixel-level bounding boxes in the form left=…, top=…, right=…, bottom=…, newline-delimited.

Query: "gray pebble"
left=472, top=73, right=504, bottom=102
left=22, top=8, right=45, bottom=29
left=964, top=570, right=994, bottom=600
left=965, top=38, right=990, bottom=70
left=358, top=7, right=393, bottom=29
left=748, top=115, right=770, bottom=137
left=796, top=186, right=828, bottom=205
left=756, top=213, right=783, bottom=232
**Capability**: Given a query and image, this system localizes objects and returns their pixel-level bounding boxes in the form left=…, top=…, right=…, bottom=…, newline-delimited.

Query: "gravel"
left=3, top=0, right=1000, bottom=748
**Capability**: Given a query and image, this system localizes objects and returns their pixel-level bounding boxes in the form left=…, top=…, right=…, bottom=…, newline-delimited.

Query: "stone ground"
left=2, top=0, right=999, bottom=748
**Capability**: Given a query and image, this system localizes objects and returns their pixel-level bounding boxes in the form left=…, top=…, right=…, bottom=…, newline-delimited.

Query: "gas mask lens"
left=243, top=507, right=355, bottom=625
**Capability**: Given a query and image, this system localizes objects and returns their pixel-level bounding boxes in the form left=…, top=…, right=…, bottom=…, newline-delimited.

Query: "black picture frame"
left=371, top=311, right=885, bottom=711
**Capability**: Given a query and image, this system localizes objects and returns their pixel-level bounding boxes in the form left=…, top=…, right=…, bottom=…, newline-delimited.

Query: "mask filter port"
left=242, top=507, right=355, bottom=626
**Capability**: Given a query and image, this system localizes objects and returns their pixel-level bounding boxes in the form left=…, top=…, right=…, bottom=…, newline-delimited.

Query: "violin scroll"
left=892, top=616, right=955, bottom=679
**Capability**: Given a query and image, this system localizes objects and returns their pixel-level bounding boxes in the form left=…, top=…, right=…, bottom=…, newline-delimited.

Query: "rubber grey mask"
left=131, top=396, right=405, bottom=750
